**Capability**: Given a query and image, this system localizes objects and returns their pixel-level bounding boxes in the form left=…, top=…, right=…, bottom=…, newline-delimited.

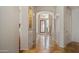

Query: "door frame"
left=36, top=11, right=55, bottom=49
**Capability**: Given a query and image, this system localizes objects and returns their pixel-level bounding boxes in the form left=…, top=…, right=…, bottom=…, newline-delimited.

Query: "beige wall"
left=0, top=7, right=19, bottom=52
left=72, top=8, right=79, bottom=42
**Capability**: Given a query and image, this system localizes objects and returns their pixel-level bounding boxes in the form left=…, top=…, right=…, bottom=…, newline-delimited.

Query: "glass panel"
left=40, top=35, right=49, bottom=50
left=40, top=13, right=49, bottom=33
left=45, top=19, right=49, bottom=32
left=40, top=20, right=45, bottom=33
left=45, top=35, right=49, bottom=49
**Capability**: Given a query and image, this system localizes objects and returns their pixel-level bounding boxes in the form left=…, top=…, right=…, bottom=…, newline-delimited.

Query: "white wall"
left=0, top=7, right=19, bottom=52
left=72, top=9, right=79, bottom=42
left=64, top=7, right=72, bottom=45
left=20, top=7, right=29, bottom=50
left=56, top=6, right=64, bottom=48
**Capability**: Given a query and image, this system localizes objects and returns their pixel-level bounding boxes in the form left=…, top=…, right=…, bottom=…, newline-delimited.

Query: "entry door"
left=36, top=11, right=54, bottom=51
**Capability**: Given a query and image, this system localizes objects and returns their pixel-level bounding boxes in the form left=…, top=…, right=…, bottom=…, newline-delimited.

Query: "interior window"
left=40, top=14, right=49, bottom=33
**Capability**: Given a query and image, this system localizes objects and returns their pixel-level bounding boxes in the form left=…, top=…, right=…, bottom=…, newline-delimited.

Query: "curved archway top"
left=36, top=11, right=54, bottom=16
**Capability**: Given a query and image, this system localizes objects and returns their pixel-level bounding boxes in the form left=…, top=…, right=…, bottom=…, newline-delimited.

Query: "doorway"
left=36, top=11, right=54, bottom=52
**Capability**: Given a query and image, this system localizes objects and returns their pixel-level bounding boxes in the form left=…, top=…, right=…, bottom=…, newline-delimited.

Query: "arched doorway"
left=36, top=11, right=55, bottom=52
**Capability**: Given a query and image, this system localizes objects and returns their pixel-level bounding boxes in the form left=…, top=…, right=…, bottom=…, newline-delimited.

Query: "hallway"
left=0, top=6, right=79, bottom=53
left=19, top=6, right=79, bottom=53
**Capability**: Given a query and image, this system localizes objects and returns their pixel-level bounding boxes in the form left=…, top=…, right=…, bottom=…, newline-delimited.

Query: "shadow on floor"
left=64, top=42, right=79, bottom=53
